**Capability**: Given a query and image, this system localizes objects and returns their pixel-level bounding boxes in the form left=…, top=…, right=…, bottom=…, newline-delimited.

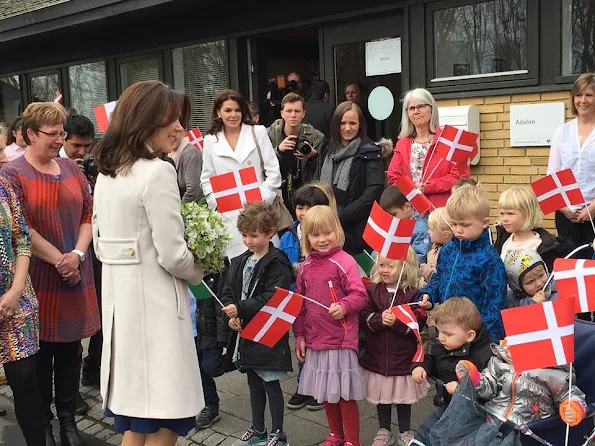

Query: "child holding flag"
left=360, top=248, right=429, bottom=446
left=220, top=202, right=293, bottom=446
left=294, top=205, right=368, bottom=446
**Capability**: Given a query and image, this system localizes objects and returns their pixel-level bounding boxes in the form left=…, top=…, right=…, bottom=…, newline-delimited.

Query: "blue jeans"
left=414, top=405, right=447, bottom=446
left=198, top=347, right=223, bottom=409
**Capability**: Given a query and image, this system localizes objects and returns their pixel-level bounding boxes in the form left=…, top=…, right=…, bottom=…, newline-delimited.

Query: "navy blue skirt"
left=105, top=408, right=196, bottom=436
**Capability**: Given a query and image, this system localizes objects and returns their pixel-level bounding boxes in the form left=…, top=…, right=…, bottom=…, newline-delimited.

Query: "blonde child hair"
left=446, top=184, right=490, bottom=221
left=371, top=247, right=419, bottom=292
left=428, top=207, right=452, bottom=233
left=301, top=205, right=345, bottom=256
left=309, top=181, right=338, bottom=215
left=498, top=186, right=543, bottom=231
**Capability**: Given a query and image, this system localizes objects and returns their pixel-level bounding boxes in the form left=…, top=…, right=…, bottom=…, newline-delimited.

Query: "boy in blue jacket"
left=420, top=184, right=507, bottom=341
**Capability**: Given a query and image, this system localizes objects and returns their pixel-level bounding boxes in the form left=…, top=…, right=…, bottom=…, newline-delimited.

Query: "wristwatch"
left=71, top=249, right=86, bottom=262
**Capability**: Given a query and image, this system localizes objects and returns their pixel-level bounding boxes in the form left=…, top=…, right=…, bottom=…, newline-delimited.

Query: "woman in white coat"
left=200, top=89, right=282, bottom=259
left=92, top=81, right=204, bottom=446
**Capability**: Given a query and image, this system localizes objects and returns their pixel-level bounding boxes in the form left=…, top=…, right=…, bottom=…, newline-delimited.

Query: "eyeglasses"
left=407, top=104, right=431, bottom=113
left=38, top=130, right=67, bottom=140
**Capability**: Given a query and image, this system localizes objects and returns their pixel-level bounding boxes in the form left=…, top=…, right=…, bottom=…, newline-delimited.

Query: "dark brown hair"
left=281, top=93, right=305, bottom=110
left=93, top=81, right=190, bottom=177
left=379, top=185, right=408, bottom=210
left=208, top=89, right=255, bottom=135
left=329, top=101, right=368, bottom=150
left=6, top=116, right=22, bottom=146
left=237, top=202, right=278, bottom=235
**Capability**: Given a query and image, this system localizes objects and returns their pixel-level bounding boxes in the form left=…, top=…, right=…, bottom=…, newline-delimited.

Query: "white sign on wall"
left=365, top=38, right=402, bottom=77
left=509, top=102, right=565, bottom=147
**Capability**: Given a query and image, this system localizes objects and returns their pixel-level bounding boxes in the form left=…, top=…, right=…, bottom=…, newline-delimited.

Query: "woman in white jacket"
left=200, top=89, right=282, bottom=259
left=92, top=81, right=204, bottom=446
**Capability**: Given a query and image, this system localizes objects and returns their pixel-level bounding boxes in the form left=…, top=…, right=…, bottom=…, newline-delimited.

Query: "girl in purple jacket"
left=360, top=249, right=430, bottom=446
left=293, top=205, right=369, bottom=446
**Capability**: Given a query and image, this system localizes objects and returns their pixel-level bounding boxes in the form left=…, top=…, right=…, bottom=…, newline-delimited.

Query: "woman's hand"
left=222, top=304, right=238, bottom=319
left=576, top=202, right=595, bottom=223
left=560, top=207, right=580, bottom=223
left=415, top=182, right=425, bottom=193
left=381, top=309, right=396, bottom=327
left=0, top=288, right=20, bottom=319
left=64, top=271, right=81, bottom=286
left=55, top=253, right=80, bottom=276
left=329, top=302, right=345, bottom=320
left=279, top=136, right=297, bottom=152
left=228, top=318, right=242, bottom=332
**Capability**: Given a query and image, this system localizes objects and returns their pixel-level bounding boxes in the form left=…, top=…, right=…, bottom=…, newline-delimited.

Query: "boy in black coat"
left=411, top=298, right=494, bottom=446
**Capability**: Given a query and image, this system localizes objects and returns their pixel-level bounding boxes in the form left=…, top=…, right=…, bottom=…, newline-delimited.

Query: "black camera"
left=267, top=78, right=300, bottom=105
left=293, top=136, right=312, bottom=155
left=82, top=154, right=97, bottom=181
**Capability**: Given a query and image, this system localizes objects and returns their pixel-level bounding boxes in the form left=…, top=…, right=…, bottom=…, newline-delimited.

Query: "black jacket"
left=412, top=324, right=493, bottom=405
left=317, top=140, right=385, bottom=255
left=196, top=271, right=230, bottom=351
left=304, top=98, right=335, bottom=137
left=220, top=245, right=294, bottom=372
left=493, top=225, right=575, bottom=272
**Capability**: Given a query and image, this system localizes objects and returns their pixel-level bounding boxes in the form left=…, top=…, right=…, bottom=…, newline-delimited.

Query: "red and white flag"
left=435, top=125, right=478, bottom=165
left=501, top=299, right=574, bottom=373
left=186, top=127, right=204, bottom=151
left=241, top=288, right=304, bottom=348
left=94, top=101, right=117, bottom=132
left=531, top=169, right=585, bottom=215
left=395, top=176, right=432, bottom=214
left=210, top=166, right=263, bottom=213
left=363, top=202, right=415, bottom=261
left=554, top=258, right=595, bottom=314
left=54, top=91, right=63, bottom=104
left=392, top=305, right=424, bottom=362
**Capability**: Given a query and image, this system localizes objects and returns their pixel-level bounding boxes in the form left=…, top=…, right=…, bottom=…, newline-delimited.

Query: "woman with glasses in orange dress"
left=1, top=102, right=99, bottom=446
left=387, top=88, right=470, bottom=209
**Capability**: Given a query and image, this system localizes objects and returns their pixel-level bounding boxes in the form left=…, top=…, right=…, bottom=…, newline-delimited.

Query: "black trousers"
left=84, top=250, right=103, bottom=376
left=5, top=354, right=45, bottom=446
left=198, top=347, right=223, bottom=409
left=246, top=369, right=284, bottom=433
left=36, top=341, right=81, bottom=423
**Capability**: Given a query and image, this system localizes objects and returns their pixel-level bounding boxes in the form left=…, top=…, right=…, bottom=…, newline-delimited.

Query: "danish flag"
left=395, top=176, right=432, bottom=214
left=435, top=125, right=478, bottom=164
left=501, top=299, right=574, bottom=373
left=210, top=166, right=263, bottom=213
left=363, top=202, right=415, bottom=261
left=186, top=127, right=204, bottom=151
left=241, top=288, right=304, bottom=348
left=554, top=258, right=595, bottom=313
left=54, top=91, right=63, bottom=104
left=94, top=101, right=117, bottom=132
left=531, top=169, right=585, bottom=215
left=392, top=305, right=424, bottom=362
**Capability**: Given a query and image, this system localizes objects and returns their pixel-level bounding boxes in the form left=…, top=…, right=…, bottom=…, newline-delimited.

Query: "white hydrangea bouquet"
left=181, top=200, right=232, bottom=272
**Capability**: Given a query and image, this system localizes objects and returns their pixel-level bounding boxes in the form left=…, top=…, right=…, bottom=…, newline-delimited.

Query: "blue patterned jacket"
left=420, top=228, right=507, bottom=341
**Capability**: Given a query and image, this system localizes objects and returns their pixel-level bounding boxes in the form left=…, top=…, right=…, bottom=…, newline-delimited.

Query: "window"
left=562, top=0, right=595, bottom=75
left=120, top=57, right=161, bottom=92
left=0, top=76, right=21, bottom=125
left=432, top=0, right=528, bottom=81
left=30, top=73, right=60, bottom=102
left=173, top=41, right=228, bottom=133
left=69, top=62, right=108, bottom=132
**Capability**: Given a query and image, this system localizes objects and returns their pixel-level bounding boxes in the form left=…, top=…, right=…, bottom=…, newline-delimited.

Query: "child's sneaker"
left=232, top=427, right=268, bottom=446
left=371, top=428, right=394, bottom=446
left=399, top=431, right=415, bottom=446
left=323, top=432, right=344, bottom=446
left=265, top=429, right=289, bottom=446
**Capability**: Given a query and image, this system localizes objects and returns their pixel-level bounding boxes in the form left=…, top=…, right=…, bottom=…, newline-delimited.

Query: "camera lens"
left=296, top=140, right=311, bottom=155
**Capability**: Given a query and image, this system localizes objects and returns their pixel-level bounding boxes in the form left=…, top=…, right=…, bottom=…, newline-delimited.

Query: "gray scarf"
left=320, top=137, right=360, bottom=192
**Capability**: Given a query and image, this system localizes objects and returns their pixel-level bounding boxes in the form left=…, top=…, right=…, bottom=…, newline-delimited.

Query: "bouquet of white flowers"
left=181, top=201, right=232, bottom=272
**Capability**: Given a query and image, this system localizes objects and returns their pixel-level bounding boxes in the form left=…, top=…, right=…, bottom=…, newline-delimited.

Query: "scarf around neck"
left=320, top=137, right=360, bottom=192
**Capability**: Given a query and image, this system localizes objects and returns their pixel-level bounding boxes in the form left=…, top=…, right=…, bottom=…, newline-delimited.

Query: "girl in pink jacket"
left=293, top=206, right=369, bottom=446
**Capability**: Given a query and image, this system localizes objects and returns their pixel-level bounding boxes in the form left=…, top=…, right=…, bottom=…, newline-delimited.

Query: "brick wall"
left=436, top=91, right=572, bottom=232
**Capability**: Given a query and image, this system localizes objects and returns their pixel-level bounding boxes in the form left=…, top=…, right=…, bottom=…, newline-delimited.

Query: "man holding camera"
left=267, top=93, right=325, bottom=214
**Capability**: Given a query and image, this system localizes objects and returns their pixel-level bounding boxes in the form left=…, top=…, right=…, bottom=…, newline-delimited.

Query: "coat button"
left=127, top=248, right=135, bottom=256
left=247, top=160, right=252, bottom=166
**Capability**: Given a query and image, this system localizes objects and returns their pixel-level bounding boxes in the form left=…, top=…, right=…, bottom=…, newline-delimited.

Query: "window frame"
left=27, top=69, right=62, bottom=103
left=424, top=0, right=540, bottom=94
left=116, top=53, right=164, bottom=95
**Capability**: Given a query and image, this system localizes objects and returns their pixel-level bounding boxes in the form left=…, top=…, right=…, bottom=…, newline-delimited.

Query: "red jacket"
left=359, top=283, right=426, bottom=376
left=387, top=129, right=470, bottom=208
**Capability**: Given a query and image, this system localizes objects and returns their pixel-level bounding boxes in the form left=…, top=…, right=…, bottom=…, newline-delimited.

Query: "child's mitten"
left=456, top=360, right=481, bottom=386
left=559, top=399, right=586, bottom=427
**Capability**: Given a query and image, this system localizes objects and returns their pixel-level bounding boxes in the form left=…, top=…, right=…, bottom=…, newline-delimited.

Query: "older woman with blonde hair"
left=388, top=88, right=469, bottom=208
left=1, top=102, right=99, bottom=446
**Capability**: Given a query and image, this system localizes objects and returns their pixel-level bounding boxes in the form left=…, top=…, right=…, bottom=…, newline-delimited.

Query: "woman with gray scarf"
left=318, top=101, right=385, bottom=255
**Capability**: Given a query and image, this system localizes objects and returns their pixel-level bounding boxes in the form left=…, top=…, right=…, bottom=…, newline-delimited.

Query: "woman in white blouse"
left=200, top=89, right=282, bottom=259
left=548, top=72, right=595, bottom=260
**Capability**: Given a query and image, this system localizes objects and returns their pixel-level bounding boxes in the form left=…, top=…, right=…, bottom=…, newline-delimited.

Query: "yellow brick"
left=484, top=130, right=509, bottom=140
left=480, top=139, right=505, bottom=148
left=459, top=97, right=485, bottom=105
left=436, top=99, right=459, bottom=107
left=512, top=93, right=541, bottom=102
left=507, top=175, right=532, bottom=183
left=497, top=113, right=510, bottom=122
left=480, top=183, right=499, bottom=192
left=538, top=166, right=549, bottom=175
left=502, top=121, right=510, bottom=130
left=496, top=183, right=512, bottom=192
left=481, top=122, right=503, bottom=131
left=504, top=104, right=511, bottom=112
left=503, top=157, right=531, bottom=166
left=511, top=166, right=539, bottom=175
left=479, top=104, right=505, bottom=113
left=484, top=95, right=511, bottom=104
left=483, top=166, right=511, bottom=175
left=541, top=91, right=570, bottom=101
left=486, top=192, right=500, bottom=201
left=480, top=175, right=504, bottom=183
left=479, top=149, right=499, bottom=157
left=531, top=157, right=549, bottom=166
left=480, top=114, right=498, bottom=122
left=480, top=158, right=504, bottom=166
left=526, top=148, right=551, bottom=156
left=499, top=149, right=526, bottom=157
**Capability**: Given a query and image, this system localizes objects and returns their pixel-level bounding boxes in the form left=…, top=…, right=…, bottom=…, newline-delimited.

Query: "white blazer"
left=200, top=124, right=282, bottom=259
left=92, top=158, right=204, bottom=419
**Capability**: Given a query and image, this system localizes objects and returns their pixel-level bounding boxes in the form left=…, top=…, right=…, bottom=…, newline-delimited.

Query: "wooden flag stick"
left=302, top=295, right=331, bottom=311
left=564, top=363, right=573, bottom=446
left=389, top=263, right=406, bottom=308
left=422, top=158, right=443, bottom=187
left=584, top=204, right=595, bottom=236
left=542, top=243, right=591, bottom=291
